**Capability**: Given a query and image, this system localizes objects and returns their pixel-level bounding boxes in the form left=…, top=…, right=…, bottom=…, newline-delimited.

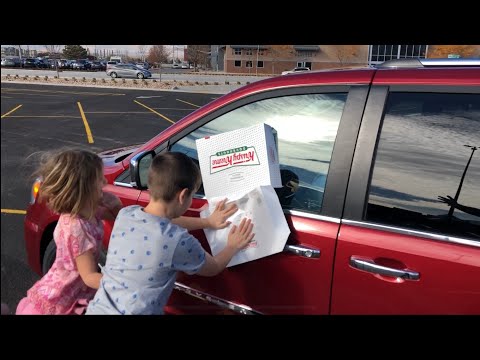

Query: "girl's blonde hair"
left=35, top=148, right=103, bottom=220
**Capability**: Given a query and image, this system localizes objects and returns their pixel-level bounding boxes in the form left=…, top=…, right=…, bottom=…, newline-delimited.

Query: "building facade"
left=214, top=45, right=479, bottom=75
left=222, top=45, right=369, bottom=75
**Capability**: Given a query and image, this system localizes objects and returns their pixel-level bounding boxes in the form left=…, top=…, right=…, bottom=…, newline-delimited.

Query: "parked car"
left=106, top=61, right=118, bottom=70
left=135, top=62, right=150, bottom=70
left=71, top=59, right=91, bottom=70
left=1, top=58, right=17, bottom=67
left=106, top=64, right=152, bottom=79
left=281, top=66, right=311, bottom=75
left=89, top=61, right=105, bottom=71
left=22, top=58, right=40, bottom=68
left=24, top=58, right=480, bottom=314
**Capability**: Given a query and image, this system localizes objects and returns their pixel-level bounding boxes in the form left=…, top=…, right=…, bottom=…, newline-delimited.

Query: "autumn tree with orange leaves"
left=146, top=45, right=169, bottom=67
left=428, top=45, right=480, bottom=58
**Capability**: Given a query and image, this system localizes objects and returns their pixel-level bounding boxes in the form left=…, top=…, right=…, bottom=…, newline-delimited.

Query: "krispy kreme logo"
left=210, top=146, right=260, bottom=174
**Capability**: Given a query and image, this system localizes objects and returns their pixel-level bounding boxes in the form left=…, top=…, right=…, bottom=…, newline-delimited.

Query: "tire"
left=110, top=72, right=117, bottom=78
left=42, top=240, right=57, bottom=275
left=98, top=248, right=107, bottom=269
left=137, top=73, right=144, bottom=79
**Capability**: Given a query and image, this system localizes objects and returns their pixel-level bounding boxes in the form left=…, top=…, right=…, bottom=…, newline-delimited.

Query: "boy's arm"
left=172, top=198, right=238, bottom=230
left=76, top=250, right=102, bottom=289
left=172, top=216, right=209, bottom=231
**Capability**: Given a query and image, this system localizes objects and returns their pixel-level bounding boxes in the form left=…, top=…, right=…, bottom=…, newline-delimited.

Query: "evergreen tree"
left=62, top=45, right=88, bottom=59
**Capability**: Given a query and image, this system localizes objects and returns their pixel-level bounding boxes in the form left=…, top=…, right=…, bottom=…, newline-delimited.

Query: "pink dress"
left=17, top=212, right=104, bottom=315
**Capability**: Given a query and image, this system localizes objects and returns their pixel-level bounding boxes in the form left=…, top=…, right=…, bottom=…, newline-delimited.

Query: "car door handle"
left=349, top=256, right=420, bottom=280
left=284, top=244, right=320, bottom=258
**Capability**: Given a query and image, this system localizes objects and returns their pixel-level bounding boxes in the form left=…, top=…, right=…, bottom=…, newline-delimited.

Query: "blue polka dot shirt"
left=85, top=205, right=206, bottom=315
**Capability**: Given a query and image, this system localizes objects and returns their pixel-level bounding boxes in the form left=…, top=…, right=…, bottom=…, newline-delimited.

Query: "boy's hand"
left=206, top=198, right=238, bottom=229
left=227, top=218, right=254, bottom=251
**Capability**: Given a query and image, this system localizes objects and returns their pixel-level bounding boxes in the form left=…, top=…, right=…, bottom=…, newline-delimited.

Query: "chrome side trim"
left=283, top=209, right=341, bottom=224
left=342, top=219, right=480, bottom=248
left=284, top=244, right=320, bottom=258
left=113, top=181, right=133, bottom=188
left=173, top=282, right=263, bottom=315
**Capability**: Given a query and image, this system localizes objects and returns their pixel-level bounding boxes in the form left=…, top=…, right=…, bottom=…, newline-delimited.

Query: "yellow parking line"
left=1, top=104, right=22, bottom=118
left=1, top=209, right=27, bottom=215
left=77, top=102, right=94, bottom=143
left=134, top=100, right=175, bottom=124
left=176, top=99, right=201, bottom=108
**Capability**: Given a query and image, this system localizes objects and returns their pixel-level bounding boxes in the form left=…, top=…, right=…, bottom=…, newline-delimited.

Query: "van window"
left=366, top=92, right=480, bottom=240
left=169, top=92, right=347, bottom=214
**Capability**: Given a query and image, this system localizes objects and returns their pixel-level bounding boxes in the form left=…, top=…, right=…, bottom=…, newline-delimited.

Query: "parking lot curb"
left=1, top=77, right=241, bottom=95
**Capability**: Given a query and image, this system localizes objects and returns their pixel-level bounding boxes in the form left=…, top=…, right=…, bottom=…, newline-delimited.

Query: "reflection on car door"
left=332, top=86, right=480, bottom=314
left=136, top=86, right=369, bottom=314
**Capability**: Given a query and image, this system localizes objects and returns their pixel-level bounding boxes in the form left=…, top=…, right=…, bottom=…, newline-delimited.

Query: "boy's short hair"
left=148, top=152, right=202, bottom=202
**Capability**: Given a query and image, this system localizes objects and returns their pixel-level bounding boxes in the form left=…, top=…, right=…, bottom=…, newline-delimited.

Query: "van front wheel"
left=42, top=240, right=56, bottom=275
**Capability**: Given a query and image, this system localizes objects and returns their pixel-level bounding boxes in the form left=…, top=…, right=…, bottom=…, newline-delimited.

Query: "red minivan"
left=24, top=58, right=480, bottom=314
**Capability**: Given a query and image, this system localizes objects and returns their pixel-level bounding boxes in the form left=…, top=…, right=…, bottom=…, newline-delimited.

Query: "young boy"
left=86, top=152, right=254, bottom=315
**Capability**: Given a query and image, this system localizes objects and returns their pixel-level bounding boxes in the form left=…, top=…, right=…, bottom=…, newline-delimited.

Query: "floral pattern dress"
left=25, top=212, right=104, bottom=314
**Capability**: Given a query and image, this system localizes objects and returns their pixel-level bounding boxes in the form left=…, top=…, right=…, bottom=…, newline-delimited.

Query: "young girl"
left=16, top=149, right=123, bottom=315
left=16, top=149, right=238, bottom=315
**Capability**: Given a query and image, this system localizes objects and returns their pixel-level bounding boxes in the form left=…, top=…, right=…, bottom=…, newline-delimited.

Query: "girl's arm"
left=172, top=198, right=238, bottom=231
left=75, top=250, right=102, bottom=289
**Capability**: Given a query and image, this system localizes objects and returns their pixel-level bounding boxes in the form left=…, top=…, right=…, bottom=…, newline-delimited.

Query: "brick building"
left=211, top=45, right=480, bottom=75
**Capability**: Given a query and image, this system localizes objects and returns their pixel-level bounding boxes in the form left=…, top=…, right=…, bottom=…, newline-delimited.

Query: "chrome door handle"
left=284, top=244, right=320, bottom=258
left=349, top=257, right=420, bottom=280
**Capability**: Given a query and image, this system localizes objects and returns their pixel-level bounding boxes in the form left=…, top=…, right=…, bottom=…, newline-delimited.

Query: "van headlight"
left=30, top=177, right=42, bottom=204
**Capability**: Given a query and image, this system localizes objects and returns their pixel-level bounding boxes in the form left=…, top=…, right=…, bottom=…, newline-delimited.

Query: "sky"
left=3, top=45, right=186, bottom=58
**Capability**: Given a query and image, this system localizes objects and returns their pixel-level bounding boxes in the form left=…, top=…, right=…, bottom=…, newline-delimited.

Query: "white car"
left=281, top=67, right=311, bottom=75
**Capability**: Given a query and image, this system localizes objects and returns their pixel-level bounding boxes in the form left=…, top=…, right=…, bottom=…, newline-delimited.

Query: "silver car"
left=106, top=64, right=152, bottom=79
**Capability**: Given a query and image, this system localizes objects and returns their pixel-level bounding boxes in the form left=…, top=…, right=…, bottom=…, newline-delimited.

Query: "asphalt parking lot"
left=1, top=82, right=222, bottom=312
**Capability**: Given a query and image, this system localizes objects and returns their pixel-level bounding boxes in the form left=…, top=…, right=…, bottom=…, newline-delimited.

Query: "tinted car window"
left=366, top=92, right=480, bottom=240
left=170, top=93, right=347, bottom=213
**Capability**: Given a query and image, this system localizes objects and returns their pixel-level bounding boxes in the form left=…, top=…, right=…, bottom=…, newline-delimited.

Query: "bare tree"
left=330, top=45, right=358, bottom=67
left=45, top=45, right=63, bottom=77
left=138, top=45, right=148, bottom=62
left=186, top=45, right=210, bottom=71
left=269, top=45, right=293, bottom=75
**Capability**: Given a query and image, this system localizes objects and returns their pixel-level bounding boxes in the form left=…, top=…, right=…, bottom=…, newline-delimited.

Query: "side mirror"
left=129, top=150, right=155, bottom=189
